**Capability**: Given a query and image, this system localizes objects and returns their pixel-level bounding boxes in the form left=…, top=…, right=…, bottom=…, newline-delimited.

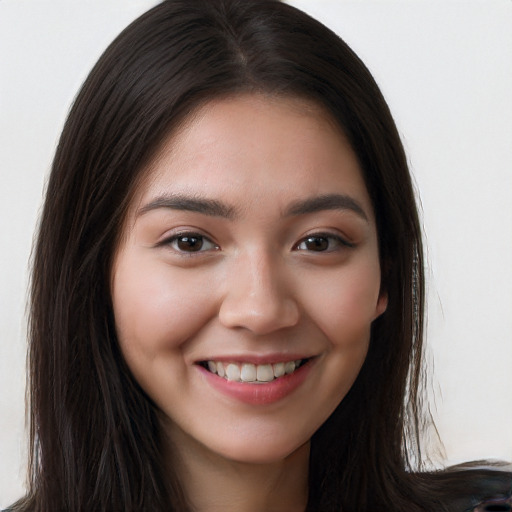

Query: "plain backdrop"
left=1, top=0, right=511, bottom=506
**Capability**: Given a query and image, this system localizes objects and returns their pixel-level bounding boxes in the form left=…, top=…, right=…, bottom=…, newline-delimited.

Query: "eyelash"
left=160, top=231, right=353, bottom=255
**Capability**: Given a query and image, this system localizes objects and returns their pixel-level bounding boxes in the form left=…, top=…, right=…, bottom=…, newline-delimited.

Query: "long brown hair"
left=17, top=0, right=441, bottom=510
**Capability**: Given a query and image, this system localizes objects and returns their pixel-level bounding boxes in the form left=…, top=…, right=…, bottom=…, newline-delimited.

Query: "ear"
left=374, top=259, right=391, bottom=320
left=373, top=289, right=388, bottom=320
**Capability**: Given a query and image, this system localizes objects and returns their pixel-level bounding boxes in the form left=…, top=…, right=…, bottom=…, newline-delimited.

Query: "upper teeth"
left=206, top=360, right=302, bottom=383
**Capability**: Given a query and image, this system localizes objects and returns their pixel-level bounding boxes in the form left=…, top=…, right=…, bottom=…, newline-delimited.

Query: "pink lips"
left=196, top=358, right=313, bottom=405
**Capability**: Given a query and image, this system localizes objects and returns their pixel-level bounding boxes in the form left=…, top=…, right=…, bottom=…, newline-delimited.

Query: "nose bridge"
left=218, top=246, right=299, bottom=334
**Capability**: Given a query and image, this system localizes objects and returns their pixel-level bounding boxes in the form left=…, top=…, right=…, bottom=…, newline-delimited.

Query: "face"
left=111, top=94, right=387, bottom=465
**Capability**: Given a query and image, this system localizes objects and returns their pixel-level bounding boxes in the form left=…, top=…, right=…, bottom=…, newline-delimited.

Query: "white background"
left=1, top=0, right=511, bottom=506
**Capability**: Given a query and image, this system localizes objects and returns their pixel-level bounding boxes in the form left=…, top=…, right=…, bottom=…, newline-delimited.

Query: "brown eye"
left=295, top=234, right=352, bottom=252
left=302, top=236, right=329, bottom=251
left=177, top=235, right=204, bottom=252
left=166, top=233, right=218, bottom=253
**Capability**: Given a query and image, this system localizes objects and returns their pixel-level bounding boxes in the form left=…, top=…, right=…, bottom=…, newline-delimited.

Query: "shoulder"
left=418, top=462, right=512, bottom=512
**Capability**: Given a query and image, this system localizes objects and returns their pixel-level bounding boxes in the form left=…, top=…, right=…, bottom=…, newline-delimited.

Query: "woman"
left=7, top=0, right=511, bottom=510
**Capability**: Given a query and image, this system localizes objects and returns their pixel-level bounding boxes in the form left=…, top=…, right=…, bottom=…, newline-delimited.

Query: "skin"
left=111, top=94, right=387, bottom=512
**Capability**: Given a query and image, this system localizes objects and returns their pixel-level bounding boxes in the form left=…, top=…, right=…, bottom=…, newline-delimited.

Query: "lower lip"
left=197, top=360, right=314, bottom=405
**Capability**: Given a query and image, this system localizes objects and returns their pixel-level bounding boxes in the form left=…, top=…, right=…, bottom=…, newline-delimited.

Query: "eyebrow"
left=137, top=192, right=368, bottom=222
left=137, top=194, right=237, bottom=219
left=284, top=194, right=368, bottom=221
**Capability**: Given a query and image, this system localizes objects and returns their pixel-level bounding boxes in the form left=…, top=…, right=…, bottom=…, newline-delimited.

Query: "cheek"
left=111, top=253, right=218, bottom=358
left=308, top=263, right=380, bottom=415
left=302, top=259, right=382, bottom=348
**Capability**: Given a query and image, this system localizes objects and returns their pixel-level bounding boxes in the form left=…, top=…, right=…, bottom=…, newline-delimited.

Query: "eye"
left=164, top=232, right=219, bottom=253
left=294, top=233, right=352, bottom=252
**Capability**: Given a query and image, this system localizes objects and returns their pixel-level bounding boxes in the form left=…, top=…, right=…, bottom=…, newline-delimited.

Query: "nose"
left=218, top=250, right=300, bottom=335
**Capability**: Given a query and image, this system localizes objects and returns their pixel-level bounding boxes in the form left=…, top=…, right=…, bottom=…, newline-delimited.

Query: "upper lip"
left=196, top=353, right=316, bottom=365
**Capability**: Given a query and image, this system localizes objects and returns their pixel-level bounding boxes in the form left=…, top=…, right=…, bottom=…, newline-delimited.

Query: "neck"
left=165, top=424, right=309, bottom=512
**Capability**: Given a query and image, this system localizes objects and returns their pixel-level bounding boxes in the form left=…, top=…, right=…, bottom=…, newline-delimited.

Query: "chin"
left=209, top=432, right=311, bottom=465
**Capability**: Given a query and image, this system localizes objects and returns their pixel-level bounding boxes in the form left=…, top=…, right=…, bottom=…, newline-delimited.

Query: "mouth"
left=198, top=358, right=312, bottom=384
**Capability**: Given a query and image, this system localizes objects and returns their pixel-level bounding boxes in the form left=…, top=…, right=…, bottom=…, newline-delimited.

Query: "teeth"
left=273, top=362, right=285, bottom=378
left=256, top=364, right=274, bottom=382
left=284, top=361, right=296, bottom=374
left=205, top=359, right=304, bottom=382
left=225, top=363, right=240, bottom=381
left=240, top=363, right=256, bottom=382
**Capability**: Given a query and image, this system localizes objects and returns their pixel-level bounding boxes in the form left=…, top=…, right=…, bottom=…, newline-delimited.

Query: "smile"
left=201, top=359, right=309, bottom=383
left=197, top=356, right=315, bottom=405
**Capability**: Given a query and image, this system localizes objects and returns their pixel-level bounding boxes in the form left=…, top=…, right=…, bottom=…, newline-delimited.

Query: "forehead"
left=133, top=93, right=373, bottom=219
